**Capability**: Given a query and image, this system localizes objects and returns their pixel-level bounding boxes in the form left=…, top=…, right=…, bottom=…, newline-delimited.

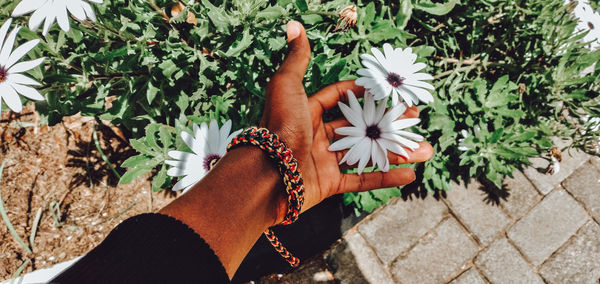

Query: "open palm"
left=261, top=21, right=433, bottom=218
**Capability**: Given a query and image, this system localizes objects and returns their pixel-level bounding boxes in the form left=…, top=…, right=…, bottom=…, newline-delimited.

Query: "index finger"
left=308, top=80, right=365, bottom=116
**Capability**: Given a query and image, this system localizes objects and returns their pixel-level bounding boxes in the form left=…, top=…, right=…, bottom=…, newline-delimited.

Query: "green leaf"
left=300, top=14, right=322, bottom=25
left=119, top=166, right=152, bottom=184
left=152, top=164, right=168, bottom=192
left=256, top=6, right=286, bottom=20
left=322, top=59, right=346, bottom=85
left=146, top=81, right=160, bottom=104
left=415, top=1, right=457, bottom=16
left=363, top=2, right=376, bottom=26
left=295, top=0, right=308, bottom=12
left=121, top=155, right=151, bottom=168
left=396, top=0, right=413, bottom=28
left=225, top=29, right=254, bottom=57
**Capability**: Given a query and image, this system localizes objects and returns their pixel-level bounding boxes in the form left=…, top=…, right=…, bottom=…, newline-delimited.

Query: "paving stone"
left=563, top=162, right=600, bottom=223
left=523, top=138, right=590, bottom=195
left=501, top=171, right=542, bottom=220
left=391, top=218, right=478, bottom=284
left=445, top=181, right=511, bottom=246
left=540, top=221, right=600, bottom=284
left=449, top=268, right=487, bottom=284
left=475, top=238, right=543, bottom=284
left=325, top=231, right=394, bottom=284
left=507, top=189, right=589, bottom=265
left=590, top=155, right=600, bottom=170
left=357, top=196, right=447, bottom=264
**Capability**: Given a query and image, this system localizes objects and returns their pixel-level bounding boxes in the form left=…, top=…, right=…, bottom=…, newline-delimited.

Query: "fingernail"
left=286, top=21, right=301, bottom=43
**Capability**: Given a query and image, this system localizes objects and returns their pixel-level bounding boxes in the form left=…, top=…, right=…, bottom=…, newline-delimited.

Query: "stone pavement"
left=265, top=152, right=600, bottom=283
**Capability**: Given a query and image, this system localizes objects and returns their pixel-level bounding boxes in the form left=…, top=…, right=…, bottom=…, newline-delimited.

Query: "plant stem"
left=93, top=124, right=122, bottom=180
left=300, top=10, right=337, bottom=17
left=10, top=259, right=31, bottom=284
left=0, top=160, right=33, bottom=254
left=29, top=207, right=43, bottom=250
left=92, top=199, right=138, bottom=227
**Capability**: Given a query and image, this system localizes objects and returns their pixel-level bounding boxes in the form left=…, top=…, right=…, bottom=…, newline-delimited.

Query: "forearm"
left=159, top=146, right=287, bottom=278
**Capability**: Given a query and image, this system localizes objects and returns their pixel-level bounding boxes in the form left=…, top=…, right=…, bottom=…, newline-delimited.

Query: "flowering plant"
left=1, top=0, right=599, bottom=213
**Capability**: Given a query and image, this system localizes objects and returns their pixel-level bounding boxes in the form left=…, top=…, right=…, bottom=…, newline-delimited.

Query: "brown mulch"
left=0, top=104, right=176, bottom=281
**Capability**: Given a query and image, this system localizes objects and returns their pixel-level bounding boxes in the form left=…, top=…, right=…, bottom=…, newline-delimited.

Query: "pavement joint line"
left=446, top=259, right=479, bottom=284
left=497, top=171, right=542, bottom=220
left=561, top=161, right=600, bottom=225
left=504, top=231, right=544, bottom=276
left=441, top=194, right=484, bottom=248
left=536, top=219, right=592, bottom=272
left=353, top=229, right=395, bottom=281
left=470, top=263, right=493, bottom=284
left=387, top=214, right=452, bottom=274
left=519, top=168, right=548, bottom=197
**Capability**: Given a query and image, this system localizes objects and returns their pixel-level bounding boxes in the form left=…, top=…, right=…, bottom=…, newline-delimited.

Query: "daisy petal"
left=6, top=74, right=41, bottom=86
left=55, top=0, right=71, bottom=32
left=28, top=6, right=48, bottom=31
left=0, top=26, right=20, bottom=63
left=363, top=92, right=376, bottom=126
left=328, top=136, right=362, bottom=151
left=12, top=0, right=45, bottom=16
left=0, top=19, right=12, bottom=52
left=172, top=174, right=202, bottom=191
left=379, top=138, right=409, bottom=158
left=208, top=120, right=220, bottom=154
left=375, top=141, right=390, bottom=172
left=5, top=39, right=40, bottom=69
left=1, top=85, right=23, bottom=113
left=219, top=120, right=232, bottom=150
left=335, top=126, right=364, bottom=137
left=339, top=102, right=366, bottom=129
left=8, top=57, right=45, bottom=74
left=81, top=1, right=97, bottom=22
left=405, top=85, right=434, bottom=104
left=396, top=130, right=424, bottom=142
left=391, top=118, right=421, bottom=130
left=67, top=1, right=87, bottom=20
left=404, top=79, right=435, bottom=90
left=11, top=84, right=44, bottom=101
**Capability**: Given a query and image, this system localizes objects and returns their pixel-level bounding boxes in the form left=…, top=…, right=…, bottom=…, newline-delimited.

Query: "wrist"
left=218, top=146, right=288, bottom=228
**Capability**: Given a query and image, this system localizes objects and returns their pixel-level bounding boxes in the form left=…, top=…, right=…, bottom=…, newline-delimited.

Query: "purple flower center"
left=366, top=125, right=381, bottom=139
left=0, top=65, right=7, bottom=83
left=588, top=21, right=595, bottom=30
left=386, top=72, right=405, bottom=88
left=203, top=153, right=222, bottom=171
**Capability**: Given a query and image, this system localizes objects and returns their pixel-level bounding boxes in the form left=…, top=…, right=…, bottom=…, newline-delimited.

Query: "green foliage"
left=1, top=0, right=599, bottom=214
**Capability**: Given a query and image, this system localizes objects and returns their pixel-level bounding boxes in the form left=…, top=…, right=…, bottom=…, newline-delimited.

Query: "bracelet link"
left=226, top=127, right=305, bottom=267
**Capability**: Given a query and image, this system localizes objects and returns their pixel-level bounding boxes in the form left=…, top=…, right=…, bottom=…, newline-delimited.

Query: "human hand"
left=261, top=21, right=434, bottom=223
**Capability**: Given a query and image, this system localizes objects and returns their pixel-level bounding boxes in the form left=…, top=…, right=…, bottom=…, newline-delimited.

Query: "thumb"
left=275, top=20, right=311, bottom=81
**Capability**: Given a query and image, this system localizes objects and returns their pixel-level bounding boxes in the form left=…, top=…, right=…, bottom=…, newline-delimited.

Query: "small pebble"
left=66, top=235, right=72, bottom=241
left=58, top=252, right=66, bottom=259
left=102, top=212, right=108, bottom=217
left=48, top=256, right=55, bottom=261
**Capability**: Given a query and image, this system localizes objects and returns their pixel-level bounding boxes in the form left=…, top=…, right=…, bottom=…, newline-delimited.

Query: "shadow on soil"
left=66, top=122, right=135, bottom=188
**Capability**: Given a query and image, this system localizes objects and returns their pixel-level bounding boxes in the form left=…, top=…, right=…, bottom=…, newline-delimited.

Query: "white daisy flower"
left=568, top=1, right=600, bottom=50
left=0, top=19, right=45, bottom=113
left=166, top=120, right=242, bottom=193
left=328, top=90, right=424, bottom=174
left=12, top=0, right=103, bottom=36
left=356, top=43, right=434, bottom=107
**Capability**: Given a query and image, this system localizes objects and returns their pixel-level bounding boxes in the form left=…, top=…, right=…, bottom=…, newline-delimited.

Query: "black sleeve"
left=49, top=213, right=230, bottom=284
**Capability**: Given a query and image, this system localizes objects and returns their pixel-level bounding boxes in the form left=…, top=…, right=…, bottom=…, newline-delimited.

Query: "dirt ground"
left=0, top=104, right=176, bottom=281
